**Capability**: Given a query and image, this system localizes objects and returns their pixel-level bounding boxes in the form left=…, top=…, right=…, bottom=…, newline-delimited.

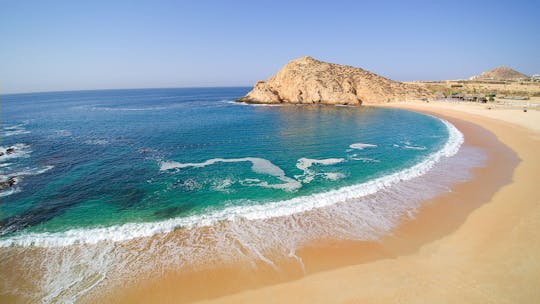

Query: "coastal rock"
left=238, top=56, right=432, bottom=105
left=0, top=146, right=17, bottom=157
left=0, top=177, right=17, bottom=190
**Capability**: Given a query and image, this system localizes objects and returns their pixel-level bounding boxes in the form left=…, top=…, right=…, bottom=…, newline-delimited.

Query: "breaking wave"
left=0, top=144, right=32, bottom=161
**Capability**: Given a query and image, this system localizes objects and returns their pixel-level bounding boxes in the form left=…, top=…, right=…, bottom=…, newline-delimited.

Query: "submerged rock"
left=0, top=177, right=17, bottom=190
left=238, top=56, right=432, bottom=105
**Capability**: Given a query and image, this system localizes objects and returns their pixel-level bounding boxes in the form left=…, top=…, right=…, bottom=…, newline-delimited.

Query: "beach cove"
left=2, top=1, right=539, bottom=303
left=101, top=101, right=539, bottom=303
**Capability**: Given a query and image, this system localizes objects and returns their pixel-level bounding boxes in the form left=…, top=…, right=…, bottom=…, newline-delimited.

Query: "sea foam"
left=2, top=124, right=31, bottom=137
left=0, top=166, right=54, bottom=181
left=403, top=145, right=427, bottom=150
left=351, top=157, right=380, bottom=163
left=3, top=129, right=31, bottom=137
left=0, top=144, right=32, bottom=161
left=0, top=166, right=54, bottom=197
left=160, top=157, right=302, bottom=191
left=17, top=165, right=54, bottom=177
left=295, top=157, right=344, bottom=183
left=0, top=187, right=21, bottom=197
left=349, top=143, right=378, bottom=150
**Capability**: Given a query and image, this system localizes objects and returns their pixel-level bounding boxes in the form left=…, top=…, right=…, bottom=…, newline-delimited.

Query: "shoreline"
left=94, top=101, right=537, bottom=303
left=295, top=108, right=518, bottom=273
left=193, top=102, right=538, bottom=303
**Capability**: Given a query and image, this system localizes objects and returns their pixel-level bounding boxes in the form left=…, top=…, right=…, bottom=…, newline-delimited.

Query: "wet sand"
left=98, top=101, right=540, bottom=303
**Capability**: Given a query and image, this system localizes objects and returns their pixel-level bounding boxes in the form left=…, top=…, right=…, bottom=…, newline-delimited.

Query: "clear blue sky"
left=1, top=0, right=539, bottom=94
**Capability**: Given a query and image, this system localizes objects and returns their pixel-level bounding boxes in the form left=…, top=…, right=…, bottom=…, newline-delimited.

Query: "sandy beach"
left=97, top=101, right=540, bottom=303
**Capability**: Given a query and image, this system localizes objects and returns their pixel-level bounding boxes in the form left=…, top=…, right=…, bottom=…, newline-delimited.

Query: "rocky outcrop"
left=0, top=177, right=17, bottom=191
left=470, top=66, right=529, bottom=80
left=0, top=146, right=16, bottom=157
left=238, top=56, right=432, bottom=105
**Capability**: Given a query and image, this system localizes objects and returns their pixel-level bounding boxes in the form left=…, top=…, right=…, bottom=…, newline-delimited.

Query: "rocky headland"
left=238, top=56, right=433, bottom=105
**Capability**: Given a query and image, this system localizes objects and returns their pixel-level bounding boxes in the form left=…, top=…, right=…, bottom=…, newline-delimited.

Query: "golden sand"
left=98, top=101, right=540, bottom=303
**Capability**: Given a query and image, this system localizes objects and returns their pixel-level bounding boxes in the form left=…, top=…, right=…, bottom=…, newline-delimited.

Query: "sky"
left=1, top=0, right=539, bottom=94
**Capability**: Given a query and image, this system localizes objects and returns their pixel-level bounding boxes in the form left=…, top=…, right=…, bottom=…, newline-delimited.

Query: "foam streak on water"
left=349, top=143, right=378, bottom=150
left=1, top=124, right=31, bottom=137
left=160, top=157, right=302, bottom=191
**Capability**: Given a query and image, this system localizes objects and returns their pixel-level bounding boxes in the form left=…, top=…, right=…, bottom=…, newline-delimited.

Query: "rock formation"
left=238, top=56, right=432, bottom=105
left=470, top=66, right=529, bottom=80
left=0, top=177, right=17, bottom=191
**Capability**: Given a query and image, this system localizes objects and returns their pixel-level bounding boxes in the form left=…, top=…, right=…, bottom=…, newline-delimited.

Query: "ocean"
left=0, top=88, right=479, bottom=302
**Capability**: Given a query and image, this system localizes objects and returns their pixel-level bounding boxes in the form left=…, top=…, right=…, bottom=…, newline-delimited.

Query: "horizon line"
left=2, top=76, right=477, bottom=96
left=0, top=85, right=255, bottom=97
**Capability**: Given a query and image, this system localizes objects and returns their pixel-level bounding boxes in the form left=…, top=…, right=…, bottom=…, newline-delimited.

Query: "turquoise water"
left=1, top=88, right=449, bottom=242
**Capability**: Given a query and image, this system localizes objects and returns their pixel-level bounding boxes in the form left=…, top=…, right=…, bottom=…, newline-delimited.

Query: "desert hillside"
left=470, top=66, right=529, bottom=80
